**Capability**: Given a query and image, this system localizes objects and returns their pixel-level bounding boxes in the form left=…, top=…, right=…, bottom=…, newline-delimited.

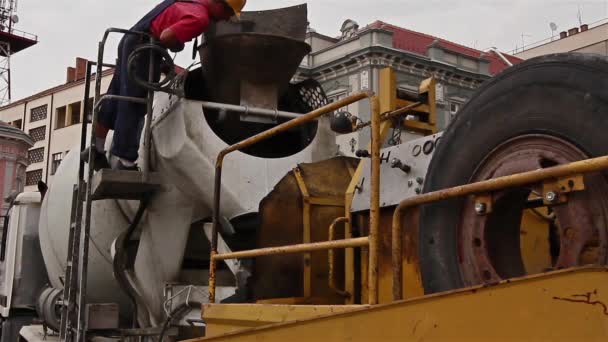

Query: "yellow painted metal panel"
left=520, top=208, right=552, bottom=274
left=190, top=267, right=608, bottom=341
left=203, top=304, right=366, bottom=338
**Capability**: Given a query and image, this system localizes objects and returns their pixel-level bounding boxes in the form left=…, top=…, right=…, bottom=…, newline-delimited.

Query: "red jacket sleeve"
left=169, top=13, right=210, bottom=44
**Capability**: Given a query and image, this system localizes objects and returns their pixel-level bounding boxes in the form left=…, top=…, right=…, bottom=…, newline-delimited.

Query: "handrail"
left=328, top=217, right=351, bottom=298
left=208, top=91, right=374, bottom=303
left=213, top=237, right=369, bottom=260
left=391, top=155, right=608, bottom=301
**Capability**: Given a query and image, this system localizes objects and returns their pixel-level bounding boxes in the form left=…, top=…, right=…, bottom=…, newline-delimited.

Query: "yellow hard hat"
left=224, top=0, right=246, bottom=17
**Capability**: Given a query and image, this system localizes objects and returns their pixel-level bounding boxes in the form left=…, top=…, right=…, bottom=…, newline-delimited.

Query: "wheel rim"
left=458, top=134, right=608, bottom=286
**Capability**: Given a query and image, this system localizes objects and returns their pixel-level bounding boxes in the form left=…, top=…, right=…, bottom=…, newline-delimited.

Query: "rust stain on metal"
left=392, top=155, right=608, bottom=301
left=553, top=290, right=608, bottom=315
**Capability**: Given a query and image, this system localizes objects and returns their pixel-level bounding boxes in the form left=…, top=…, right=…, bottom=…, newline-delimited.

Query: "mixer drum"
left=38, top=150, right=133, bottom=316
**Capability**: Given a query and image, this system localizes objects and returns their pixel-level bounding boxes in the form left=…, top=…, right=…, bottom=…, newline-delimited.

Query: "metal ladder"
left=58, top=28, right=163, bottom=342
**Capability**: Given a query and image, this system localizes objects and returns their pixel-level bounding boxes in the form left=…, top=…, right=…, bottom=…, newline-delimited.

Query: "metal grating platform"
left=90, top=169, right=161, bottom=200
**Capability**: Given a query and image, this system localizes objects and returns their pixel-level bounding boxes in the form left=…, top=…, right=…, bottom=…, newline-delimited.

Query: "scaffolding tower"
left=0, top=0, right=36, bottom=106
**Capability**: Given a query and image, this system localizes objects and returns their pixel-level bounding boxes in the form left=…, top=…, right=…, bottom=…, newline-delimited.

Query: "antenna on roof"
left=550, top=22, right=558, bottom=41
left=520, top=33, right=531, bottom=50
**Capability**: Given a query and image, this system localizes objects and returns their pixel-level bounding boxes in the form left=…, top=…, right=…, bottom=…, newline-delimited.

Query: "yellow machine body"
left=190, top=267, right=608, bottom=341
left=190, top=67, right=608, bottom=341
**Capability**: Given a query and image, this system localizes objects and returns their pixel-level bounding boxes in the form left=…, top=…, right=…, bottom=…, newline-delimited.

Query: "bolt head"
left=475, top=202, right=487, bottom=214
left=390, top=158, right=400, bottom=168
left=545, top=191, right=558, bottom=202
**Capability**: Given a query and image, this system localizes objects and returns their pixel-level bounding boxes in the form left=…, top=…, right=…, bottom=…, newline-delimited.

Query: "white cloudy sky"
left=9, top=0, right=608, bottom=100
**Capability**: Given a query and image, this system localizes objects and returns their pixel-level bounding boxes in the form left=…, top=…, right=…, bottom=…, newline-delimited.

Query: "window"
left=51, top=152, right=63, bottom=175
left=450, top=102, right=461, bottom=115
left=28, top=147, right=44, bottom=164
left=56, top=106, right=67, bottom=129
left=30, top=105, right=48, bottom=122
left=29, top=126, right=46, bottom=142
left=68, top=101, right=82, bottom=126
left=11, top=119, right=22, bottom=129
left=25, top=169, right=43, bottom=186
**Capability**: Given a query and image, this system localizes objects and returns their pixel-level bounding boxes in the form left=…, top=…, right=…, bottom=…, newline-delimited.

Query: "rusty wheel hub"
left=458, top=134, right=608, bottom=286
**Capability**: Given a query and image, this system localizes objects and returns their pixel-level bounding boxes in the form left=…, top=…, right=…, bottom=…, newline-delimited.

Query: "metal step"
left=90, top=169, right=162, bottom=200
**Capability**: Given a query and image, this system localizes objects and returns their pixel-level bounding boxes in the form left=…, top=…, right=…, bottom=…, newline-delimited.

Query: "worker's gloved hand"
left=160, top=60, right=174, bottom=75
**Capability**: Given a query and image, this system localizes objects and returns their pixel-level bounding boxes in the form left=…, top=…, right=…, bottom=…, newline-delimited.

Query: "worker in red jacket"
left=85, top=0, right=245, bottom=170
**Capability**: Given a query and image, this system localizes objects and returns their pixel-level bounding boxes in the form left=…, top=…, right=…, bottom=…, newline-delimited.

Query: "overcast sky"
left=9, top=0, right=608, bottom=100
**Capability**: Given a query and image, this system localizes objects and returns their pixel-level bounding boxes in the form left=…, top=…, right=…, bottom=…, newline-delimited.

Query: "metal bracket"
left=542, top=174, right=585, bottom=205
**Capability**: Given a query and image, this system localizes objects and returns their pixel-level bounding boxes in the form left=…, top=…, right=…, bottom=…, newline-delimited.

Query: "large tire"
left=419, top=53, right=608, bottom=293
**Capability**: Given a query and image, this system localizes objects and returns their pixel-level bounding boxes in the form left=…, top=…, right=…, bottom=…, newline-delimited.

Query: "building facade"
left=298, top=20, right=520, bottom=156
left=0, top=121, right=33, bottom=218
left=0, top=58, right=112, bottom=192
left=515, top=21, right=608, bottom=59
left=0, top=21, right=520, bottom=191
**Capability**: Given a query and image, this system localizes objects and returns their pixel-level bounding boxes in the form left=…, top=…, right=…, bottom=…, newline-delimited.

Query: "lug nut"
left=545, top=191, right=558, bottom=203
left=475, top=202, right=487, bottom=215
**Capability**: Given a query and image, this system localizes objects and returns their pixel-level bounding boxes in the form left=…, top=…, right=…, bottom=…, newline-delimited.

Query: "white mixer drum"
left=38, top=149, right=133, bottom=315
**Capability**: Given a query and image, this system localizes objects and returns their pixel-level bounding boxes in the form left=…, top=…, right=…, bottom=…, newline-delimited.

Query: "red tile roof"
left=368, top=21, right=521, bottom=75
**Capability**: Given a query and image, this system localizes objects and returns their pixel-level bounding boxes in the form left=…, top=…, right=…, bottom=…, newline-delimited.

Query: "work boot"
left=109, top=154, right=139, bottom=171
left=80, top=147, right=110, bottom=171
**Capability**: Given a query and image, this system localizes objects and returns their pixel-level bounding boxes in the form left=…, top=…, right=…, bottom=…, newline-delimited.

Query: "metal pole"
left=354, top=101, right=422, bottom=131
left=212, top=237, right=369, bottom=260
left=142, top=37, right=155, bottom=182
left=201, top=101, right=303, bottom=120
left=208, top=92, right=371, bottom=303
left=78, top=62, right=93, bottom=181
left=368, top=96, right=380, bottom=305
left=391, top=154, right=608, bottom=302
left=75, top=40, right=106, bottom=342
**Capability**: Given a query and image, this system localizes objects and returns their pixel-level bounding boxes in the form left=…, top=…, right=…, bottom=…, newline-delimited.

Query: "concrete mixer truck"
left=3, top=3, right=608, bottom=342
left=4, top=4, right=345, bottom=341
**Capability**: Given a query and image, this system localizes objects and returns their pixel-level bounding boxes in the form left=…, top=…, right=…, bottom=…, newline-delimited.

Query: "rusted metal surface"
left=212, top=238, right=369, bottom=260
left=457, top=135, right=607, bottom=286
left=201, top=33, right=311, bottom=107
left=209, top=92, right=370, bottom=303
left=292, top=167, right=313, bottom=298
left=393, top=153, right=608, bottom=301
left=201, top=4, right=309, bottom=109
left=368, top=96, right=381, bottom=305
left=189, top=267, right=608, bottom=342
left=208, top=4, right=309, bottom=41
left=254, top=157, right=358, bottom=301
left=343, top=165, right=364, bottom=305
left=328, top=217, right=350, bottom=298
left=356, top=207, right=423, bottom=304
